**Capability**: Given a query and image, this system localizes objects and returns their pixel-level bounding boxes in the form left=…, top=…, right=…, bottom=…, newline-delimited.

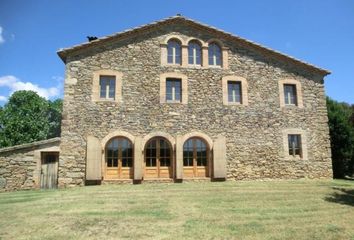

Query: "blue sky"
left=0, top=0, right=353, bottom=104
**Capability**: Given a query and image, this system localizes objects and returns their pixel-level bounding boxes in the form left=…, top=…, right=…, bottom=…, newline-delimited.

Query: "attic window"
left=167, top=40, right=181, bottom=65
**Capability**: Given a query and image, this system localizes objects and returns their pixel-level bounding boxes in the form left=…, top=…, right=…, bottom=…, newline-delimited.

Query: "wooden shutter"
left=86, top=136, right=102, bottom=180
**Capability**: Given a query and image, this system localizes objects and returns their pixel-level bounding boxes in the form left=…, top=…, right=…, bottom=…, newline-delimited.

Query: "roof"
left=57, top=15, right=330, bottom=75
left=0, top=138, right=60, bottom=153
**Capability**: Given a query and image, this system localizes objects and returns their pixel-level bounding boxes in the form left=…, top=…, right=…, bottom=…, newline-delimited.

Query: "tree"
left=47, top=99, right=63, bottom=138
left=327, top=97, right=354, bottom=178
left=0, top=91, right=62, bottom=148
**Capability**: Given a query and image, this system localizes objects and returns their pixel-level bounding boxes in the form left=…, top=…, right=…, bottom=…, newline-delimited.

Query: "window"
left=145, top=138, right=171, bottom=167
left=222, top=76, right=248, bottom=106
left=166, top=78, right=181, bottom=102
left=99, top=76, right=116, bottom=100
left=208, top=43, right=222, bottom=66
left=227, top=81, right=242, bottom=104
left=183, top=138, right=208, bottom=167
left=106, top=137, right=133, bottom=168
left=167, top=40, right=181, bottom=64
left=188, top=41, right=202, bottom=65
left=93, top=70, right=122, bottom=102
left=288, top=134, right=301, bottom=157
left=284, top=84, right=297, bottom=105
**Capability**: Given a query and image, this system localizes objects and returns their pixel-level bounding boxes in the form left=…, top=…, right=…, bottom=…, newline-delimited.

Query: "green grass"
left=0, top=180, right=354, bottom=240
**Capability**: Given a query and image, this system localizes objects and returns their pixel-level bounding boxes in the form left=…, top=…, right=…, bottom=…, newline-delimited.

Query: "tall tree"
left=47, top=99, right=63, bottom=138
left=327, top=97, right=354, bottom=178
left=0, top=91, right=61, bottom=147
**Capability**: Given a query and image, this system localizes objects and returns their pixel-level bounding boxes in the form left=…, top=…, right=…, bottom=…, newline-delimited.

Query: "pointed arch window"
left=167, top=40, right=181, bottom=65
left=188, top=41, right=202, bottom=65
left=208, top=42, right=222, bottom=66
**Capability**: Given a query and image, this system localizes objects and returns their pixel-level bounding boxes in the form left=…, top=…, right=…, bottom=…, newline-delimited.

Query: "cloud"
left=0, top=75, right=61, bottom=100
left=0, top=26, right=4, bottom=44
left=0, top=96, right=7, bottom=102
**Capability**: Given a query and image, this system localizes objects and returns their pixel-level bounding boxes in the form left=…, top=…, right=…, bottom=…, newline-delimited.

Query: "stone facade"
left=0, top=138, right=60, bottom=191
left=57, top=16, right=332, bottom=187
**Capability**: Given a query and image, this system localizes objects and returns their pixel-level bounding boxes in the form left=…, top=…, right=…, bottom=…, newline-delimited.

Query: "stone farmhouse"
left=0, top=15, right=332, bottom=190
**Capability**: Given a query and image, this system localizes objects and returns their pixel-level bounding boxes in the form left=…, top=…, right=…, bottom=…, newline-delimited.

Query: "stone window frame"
left=160, top=36, right=228, bottom=69
left=92, top=70, right=123, bottom=103
left=207, top=39, right=229, bottom=70
left=279, top=79, right=303, bottom=108
left=186, top=38, right=205, bottom=67
left=222, top=75, right=249, bottom=106
left=161, top=35, right=186, bottom=67
left=160, top=72, right=188, bottom=104
left=282, top=128, right=308, bottom=160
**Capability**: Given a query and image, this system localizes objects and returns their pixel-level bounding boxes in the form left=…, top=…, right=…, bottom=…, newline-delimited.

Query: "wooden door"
left=105, top=137, right=133, bottom=180
left=183, top=138, right=209, bottom=178
left=145, top=138, right=172, bottom=179
left=40, top=152, right=59, bottom=189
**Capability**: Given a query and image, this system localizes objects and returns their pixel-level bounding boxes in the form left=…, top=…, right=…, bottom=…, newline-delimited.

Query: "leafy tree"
left=0, top=91, right=62, bottom=148
left=47, top=99, right=63, bottom=138
left=327, top=97, right=354, bottom=178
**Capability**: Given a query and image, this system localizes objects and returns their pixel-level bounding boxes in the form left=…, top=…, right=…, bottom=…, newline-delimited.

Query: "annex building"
left=0, top=15, right=332, bottom=190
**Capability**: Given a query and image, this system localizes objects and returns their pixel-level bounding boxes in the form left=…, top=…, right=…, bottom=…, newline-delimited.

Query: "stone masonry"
left=57, top=16, right=332, bottom=187
left=0, top=138, right=60, bottom=191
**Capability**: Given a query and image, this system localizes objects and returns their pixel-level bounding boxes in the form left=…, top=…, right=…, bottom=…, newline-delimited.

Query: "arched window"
left=208, top=42, right=222, bottom=66
left=167, top=39, right=181, bottom=65
left=145, top=137, right=173, bottom=178
left=183, top=138, right=209, bottom=177
left=188, top=41, right=202, bottom=65
left=105, top=137, right=133, bottom=179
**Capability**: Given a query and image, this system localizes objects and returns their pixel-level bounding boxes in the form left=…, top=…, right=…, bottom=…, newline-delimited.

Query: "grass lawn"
left=0, top=180, right=354, bottom=240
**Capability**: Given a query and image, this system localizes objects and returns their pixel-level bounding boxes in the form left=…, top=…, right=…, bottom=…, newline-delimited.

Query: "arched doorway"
left=144, top=137, right=173, bottom=179
left=105, top=137, right=133, bottom=180
left=183, top=137, right=209, bottom=178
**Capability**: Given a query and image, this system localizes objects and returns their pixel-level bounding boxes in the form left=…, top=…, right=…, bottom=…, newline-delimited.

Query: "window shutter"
left=213, top=135, right=227, bottom=179
left=86, top=136, right=102, bottom=180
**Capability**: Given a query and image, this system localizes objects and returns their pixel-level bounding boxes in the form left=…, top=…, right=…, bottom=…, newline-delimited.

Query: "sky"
left=0, top=0, right=353, bottom=104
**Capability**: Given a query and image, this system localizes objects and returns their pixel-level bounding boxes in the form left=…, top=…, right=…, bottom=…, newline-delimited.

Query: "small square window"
left=284, top=84, right=297, bottom=106
left=166, top=78, right=181, bottom=102
left=227, top=81, right=242, bottom=103
left=99, top=76, right=116, bottom=100
left=288, top=134, right=302, bottom=157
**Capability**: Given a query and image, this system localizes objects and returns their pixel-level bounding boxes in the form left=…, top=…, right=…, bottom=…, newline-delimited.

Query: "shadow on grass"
left=325, top=187, right=354, bottom=207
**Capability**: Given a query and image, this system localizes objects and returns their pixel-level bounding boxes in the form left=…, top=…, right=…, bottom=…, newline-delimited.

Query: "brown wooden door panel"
left=40, top=152, right=59, bottom=189
left=144, top=137, right=173, bottom=179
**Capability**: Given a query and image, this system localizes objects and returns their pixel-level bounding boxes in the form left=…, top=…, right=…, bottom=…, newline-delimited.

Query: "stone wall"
left=0, top=139, right=60, bottom=191
left=59, top=21, right=332, bottom=186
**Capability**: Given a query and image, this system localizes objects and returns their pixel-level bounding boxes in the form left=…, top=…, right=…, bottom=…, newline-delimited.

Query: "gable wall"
left=59, top=23, right=332, bottom=186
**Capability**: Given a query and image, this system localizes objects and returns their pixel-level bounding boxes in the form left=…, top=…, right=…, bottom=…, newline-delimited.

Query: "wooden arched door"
left=183, top=138, right=209, bottom=178
left=144, top=137, right=173, bottom=179
left=105, top=137, right=133, bottom=180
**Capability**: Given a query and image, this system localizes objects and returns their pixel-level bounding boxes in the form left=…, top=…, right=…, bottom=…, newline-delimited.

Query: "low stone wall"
left=0, top=138, right=60, bottom=192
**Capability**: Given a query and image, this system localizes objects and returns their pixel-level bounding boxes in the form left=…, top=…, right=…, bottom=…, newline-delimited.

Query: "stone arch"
left=142, top=131, right=176, bottom=148
left=101, top=130, right=135, bottom=149
left=181, top=131, right=213, bottom=150
left=162, top=35, right=186, bottom=45
left=206, top=38, right=224, bottom=48
left=186, top=38, right=206, bottom=47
